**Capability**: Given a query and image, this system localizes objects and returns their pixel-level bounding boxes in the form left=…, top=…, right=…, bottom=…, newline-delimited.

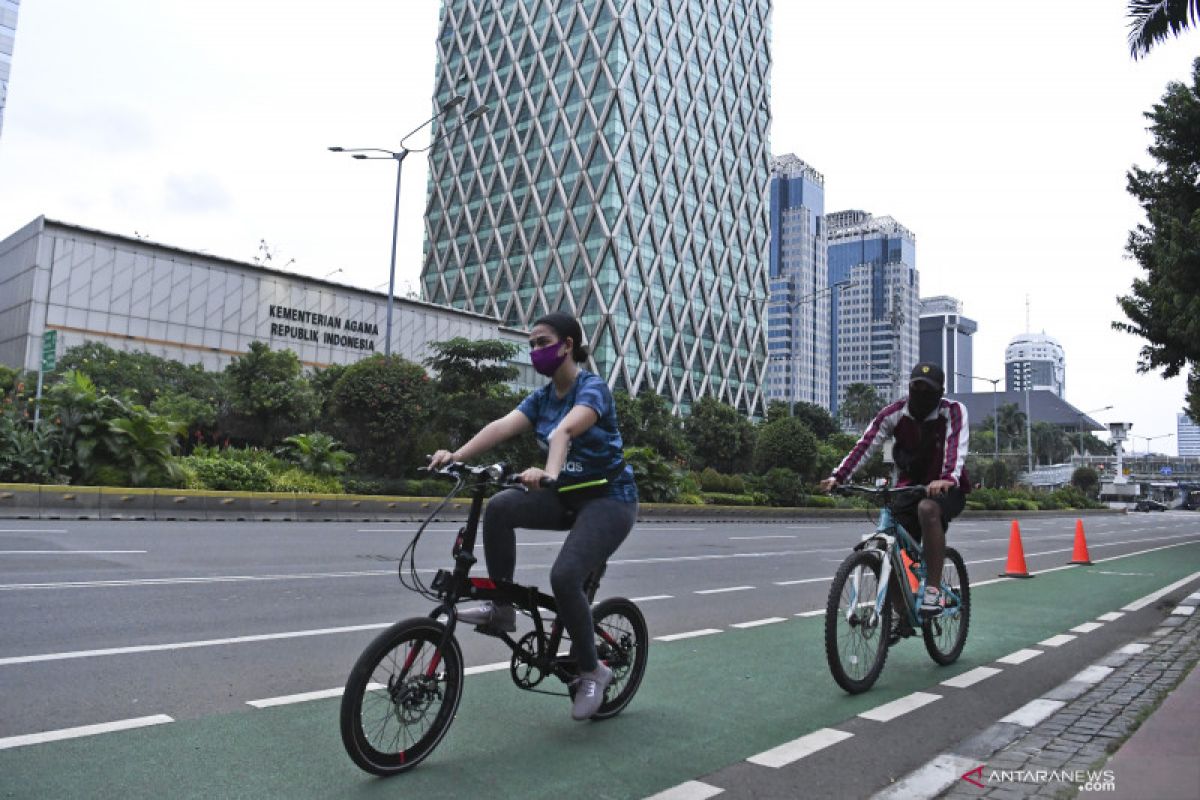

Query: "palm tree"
left=1128, top=1, right=1199, bottom=60
left=840, top=383, right=884, bottom=430
left=994, top=403, right=1027, bottom=452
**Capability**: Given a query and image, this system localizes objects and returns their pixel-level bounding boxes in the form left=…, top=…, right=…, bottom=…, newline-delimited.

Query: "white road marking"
left=644, top=781, right=724, bottom=800
left=1039, top=634, right=1076, bottom=647
left=0, top=529, right=69, bottom=533
left=728, top=535, right=796, bottom=541
left=773, top=577, right=831, bottom=586
left=1171, top=604, right=1196, bottom=616
left=464, top=661, right=510, bottom=675
left=1071, top=622, right=1104, bottom=633
left=629, top=594, right=673, bottom=602
left=731, top=617, right=787, bottom=629
left=746, top=728, right=854, bottom=768
left=0, top=550, right=146, bottom=555
left=1187, top=592, right=1200, bottom=603
left=0, top=715, right=174, bottom=750
left=996, top=648, right=1043, bottom=665
left=1001, top=698, right=1065, bottom=727
left=0, top=622, right=394, bottom=666
left=654, top=629, right=722, bottom=642
left=609, top=548, right=844, bottom=567
left=858, top=691, right=941, bottom=722
left=795, top=609, right=824, bottom=618
left=1122, top=569, right=1200, bottom=611
left=1072, top=665, right=1114, bottom=684
left=940, top=666, right=1002, bottom=688
left=0, top=568, right=400, bottom=591
left=873, top=754, right=981, bottom=800
left=694, top=585, right=754, bottom=595
left=1097, top=612, right=1125, bottom=622
left=1119, top=643, right=1150, bottom=655
left=249, top=663, right=510, bottom=708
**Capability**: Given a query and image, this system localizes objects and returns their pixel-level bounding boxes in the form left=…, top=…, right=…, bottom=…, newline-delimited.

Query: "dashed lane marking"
left=654, top=629, right=722, bottom=642
left=1122, top=568, right=1200, bottom=611
left=996, top=648, right=1043, bottom=665
left=1171, top=604, right=1196, bottom=616
left=629, top=594, right=673, bottom=602
left=728, top=535, right=796, bottom=541
left=871, top=753, right=981, bottom=800
left=940, top=666, right=1002, bottom=688
left=644, top=780, right=724, bottom=800
left=694, top=586, right=755, bottom=595
left=0, top=529, right=68, bottom=533
left=1001, top=698, right=1065, bottom=727
left=731, top=617, right=787, bottom=629
left=0, top=715, right=174, bottom=750
left=746, top=727, right=854, bottom=768
left=1097, top=612, right=1125, bottom=621
left=0, top=550, right=147, bottom=555
left=1071, top=665, right=1114, bottom=684
left=1119, top=643, right=1150, bottom=655
left=1070, top=622, right=1104, bottom=633
left=794, top=609, right=824, bottom=618
left=1039, top=634, right=1076, bottom=647
left=858, top=691, right=941, bottom=722
left=248, top=662, right=510, bottom=708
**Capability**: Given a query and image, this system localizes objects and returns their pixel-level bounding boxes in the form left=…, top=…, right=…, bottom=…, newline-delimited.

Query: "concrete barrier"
left=336, top=496, right=373, bottom=522
left=100, top=487, right=156, bottom=520
left=0, top=483, right=40, bottom=518
left=40, top=486, right=102, bottom=519
left=297, top=493, right=341, bottom=521
left=154, top=490, right=208, bottom=521
left=206, top=492, right=257, bottom=521
left=249, top=494, right=296, bottom=521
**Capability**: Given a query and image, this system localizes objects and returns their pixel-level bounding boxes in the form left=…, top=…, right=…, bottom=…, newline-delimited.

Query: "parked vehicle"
left=1135, top=499, right=1167, bottom=512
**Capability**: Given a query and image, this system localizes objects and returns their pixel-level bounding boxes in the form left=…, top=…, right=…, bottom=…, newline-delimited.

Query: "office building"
left=1005, top=331, right=1065, bottom=397
left=0, top=0, right=19, bottom=139
left=1179, top=412, right=1200, bottom=458
left=0, top=217, right=534, bottom=387
left=766, top=153, right=829, bottom=410
left=827, top=210, right=919, bottom=415
left=919, top=296, right=976, bottom=394
left=420, top=0, right=773, bottom=415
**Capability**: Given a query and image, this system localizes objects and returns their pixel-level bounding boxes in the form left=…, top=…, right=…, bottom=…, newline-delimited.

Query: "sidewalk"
left=938, top=588, right=1200, bottom=800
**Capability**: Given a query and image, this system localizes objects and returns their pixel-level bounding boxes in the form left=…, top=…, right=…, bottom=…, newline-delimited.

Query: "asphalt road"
left=2, top=509, right=1198, bottom=798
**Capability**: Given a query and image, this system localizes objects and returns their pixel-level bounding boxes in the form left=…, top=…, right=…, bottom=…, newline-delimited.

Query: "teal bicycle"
left=824, top=484, right=971, bottom=694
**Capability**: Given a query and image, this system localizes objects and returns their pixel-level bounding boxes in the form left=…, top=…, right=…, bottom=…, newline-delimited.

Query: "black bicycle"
left=339, top=462, right=649, bottom=776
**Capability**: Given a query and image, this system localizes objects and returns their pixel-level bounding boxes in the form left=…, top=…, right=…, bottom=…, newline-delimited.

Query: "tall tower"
left=421, top=0, right=773, bottom=415
left=766, top=153, right=829, bottom=410
left=1005, top=332, right=1065, bottom=397
left=826, top=211, right=919, bottom=414
left=0, top=1, right=20, bottom=139
left=919, top=296, right=977, bottom=394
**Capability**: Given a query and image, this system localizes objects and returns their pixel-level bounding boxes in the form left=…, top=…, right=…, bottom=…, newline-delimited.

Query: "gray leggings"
left=481, top=488, right=637, bottom=672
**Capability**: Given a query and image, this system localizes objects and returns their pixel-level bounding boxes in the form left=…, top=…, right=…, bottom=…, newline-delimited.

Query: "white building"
left=1005, top=332, right=1066, bottom=397
left=0, top=217, right=535, bottom=385
left=1179, top=412, right=1200, bottom=458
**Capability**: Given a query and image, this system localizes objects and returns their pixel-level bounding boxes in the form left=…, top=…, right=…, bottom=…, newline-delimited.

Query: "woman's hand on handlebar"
left=517, top=466, right=553, bottom=491
left=428, top=450, right=458, bottom=471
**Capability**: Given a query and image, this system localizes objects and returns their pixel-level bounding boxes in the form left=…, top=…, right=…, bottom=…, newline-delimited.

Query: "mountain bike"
left=824, top=484, right=970, bottom=694
left=339, top=461, right=649, bottom=776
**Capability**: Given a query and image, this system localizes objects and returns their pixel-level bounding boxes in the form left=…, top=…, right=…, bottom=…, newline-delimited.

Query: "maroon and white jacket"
left=831, top=397, right=971, bottom=491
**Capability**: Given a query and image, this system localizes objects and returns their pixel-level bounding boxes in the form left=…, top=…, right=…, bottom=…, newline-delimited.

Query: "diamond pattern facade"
left=421, top=0, right=772, bottom=415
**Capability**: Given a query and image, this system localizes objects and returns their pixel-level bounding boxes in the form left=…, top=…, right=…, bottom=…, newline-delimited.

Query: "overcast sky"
left=0, top=1, right=1195, bottom=454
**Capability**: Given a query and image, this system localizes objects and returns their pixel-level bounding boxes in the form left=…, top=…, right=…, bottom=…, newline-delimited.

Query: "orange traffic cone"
left=1069, top=518, right=1093, bottom=566
left=901, top=550, right=920, bottom=593
left=1000, top=520, right=1034, bottom=578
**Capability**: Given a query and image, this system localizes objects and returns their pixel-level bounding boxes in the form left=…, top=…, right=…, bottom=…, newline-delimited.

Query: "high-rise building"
left=1178, top=412, right=1200, bottom=458
left=766, top=153, right=828, bottom=410
left=0, top=1, right=19, bottom=139
left=421, top=0, right=773, bottom=415
left=919, top=295, right=976, bottom=394
left=827, top=211, right=919, bottom=415
left=1005, top=332, right=1065, bottom=397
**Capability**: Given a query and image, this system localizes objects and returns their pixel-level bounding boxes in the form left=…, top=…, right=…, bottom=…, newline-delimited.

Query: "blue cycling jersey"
left=516, top=370, right=638, bottom=503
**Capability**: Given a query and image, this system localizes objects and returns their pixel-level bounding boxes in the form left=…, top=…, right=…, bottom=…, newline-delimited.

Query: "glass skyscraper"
left=827, top=210, right=919, bottom=416
left=421, top=0, right=773, bottom=415
left=766, top=153, right=829, bottom=410
left=0, top=0, right=19, bottom=139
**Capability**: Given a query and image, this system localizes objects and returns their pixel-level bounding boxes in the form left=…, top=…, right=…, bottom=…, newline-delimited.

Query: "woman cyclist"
left=427, top=311, right=638, bottom=721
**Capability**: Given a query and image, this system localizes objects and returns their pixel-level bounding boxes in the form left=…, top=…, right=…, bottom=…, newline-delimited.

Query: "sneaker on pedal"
left=888, top=615, right=915, bottom=646
left=570, top=663, right=613, bottom=721
left=456, top=601, right=516, bottom=632
left=918, top=586, right=943, bottom=619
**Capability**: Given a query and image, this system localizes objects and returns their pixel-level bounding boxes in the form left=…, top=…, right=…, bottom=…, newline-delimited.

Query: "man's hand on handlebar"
left=819, top=477, right=838, bottom=494
left=517, top=467, right=554, bottom=491
left=428, top=450, right=458, bottom=471
left=927, top=479, right=955, bottom=496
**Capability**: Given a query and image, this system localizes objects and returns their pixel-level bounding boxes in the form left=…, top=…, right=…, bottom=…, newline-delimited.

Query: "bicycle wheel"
left=340, top=618, right=464, bottom=776
left=590, top=598, right=649, bottom=719
left=825, top=550, right=891, bottom=694
left=923, top=546, right=971, bottom=665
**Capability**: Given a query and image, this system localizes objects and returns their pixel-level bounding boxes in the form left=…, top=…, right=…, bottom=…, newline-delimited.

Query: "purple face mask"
left=530, top=343, right=568, bottom=377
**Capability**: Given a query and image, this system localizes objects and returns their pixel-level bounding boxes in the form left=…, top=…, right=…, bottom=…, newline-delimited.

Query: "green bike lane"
left=4, top=541, right=1199, bottom=800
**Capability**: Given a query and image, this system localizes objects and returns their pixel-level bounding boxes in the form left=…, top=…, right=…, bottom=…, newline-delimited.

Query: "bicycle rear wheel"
left=590, top=598, right=649, bottom=719
left=923, top=546, right=971, bottom=665
left=825, top=550, right=891, bottom=694
left=340, top=618, right=464, bottom=776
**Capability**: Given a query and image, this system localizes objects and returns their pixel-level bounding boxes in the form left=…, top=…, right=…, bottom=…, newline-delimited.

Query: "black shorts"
left=892, top=488, right=966, bottom=542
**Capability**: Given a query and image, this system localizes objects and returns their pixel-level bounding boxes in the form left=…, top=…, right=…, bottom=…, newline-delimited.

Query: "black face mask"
left=908, top=385, right=943, bottom=419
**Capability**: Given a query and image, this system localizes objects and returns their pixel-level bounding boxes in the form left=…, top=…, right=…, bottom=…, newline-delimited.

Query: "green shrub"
left=185, top=457, right=272, bottom=492
left=701, top=491, right=766, bottom=506
left=269, top=468, right=343, bottom=494
left=1004, top=498, right=1038, bottom=512
left=803, top=494, right=837, bottom=509
left=698, top=468, right=745, bottom=494
left=625, top=446, right=681, bottom=503
left=675, top=493, right=706, bottom=505
left=965, top=500, right=985, bottom=511
left=762, top=467, right=805, bottom=507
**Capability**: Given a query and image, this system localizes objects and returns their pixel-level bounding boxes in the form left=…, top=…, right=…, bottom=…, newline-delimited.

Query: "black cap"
left=909, top=362, right=945, bottom=389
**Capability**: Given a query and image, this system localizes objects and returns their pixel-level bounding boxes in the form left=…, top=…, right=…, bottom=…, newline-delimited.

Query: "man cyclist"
left=428, top=311, right=637, bottom=721
left=819, top=363, right=970, bottom=638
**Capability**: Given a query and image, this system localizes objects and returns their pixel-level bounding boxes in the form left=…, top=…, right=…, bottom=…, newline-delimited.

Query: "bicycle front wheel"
left=340, top=618, right=464, bottom=776
left=825, top=549, right=891, bottom=694
left=923, top=546, right=971, bottom=665
left=590, top=597, right=649, bottom=720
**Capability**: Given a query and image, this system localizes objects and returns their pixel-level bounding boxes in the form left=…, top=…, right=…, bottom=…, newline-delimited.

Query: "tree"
left=278, top=432, right=354, bottom=476
left=1114, top=58, right=1200, bottom=417
left=614, top=390, right=688, bottom=462
left=221, top=342, right=319, bottom=446
left=790, top=401, right=841, bottom=440
left=329, top=354, right=435, bottom=475
left=424, top=338, right=520, bottom=450
left=994, top=403, right=1028, bottom=452
left=840, top=383, right=883, bottom=430
left=57, top=342, right=220, bottom=408
left=1072, top=466, right=1100, bottom=496
left=684, top=396, right=755, bottom=474
left=1127, top=1, right=1199, bottom=59
left=753, top=416, right=819, bottom=480
left=1031, top=421, right=1074, bottom=465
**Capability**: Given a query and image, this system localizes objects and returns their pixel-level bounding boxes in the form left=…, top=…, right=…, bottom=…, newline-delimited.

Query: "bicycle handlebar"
left=833, top=483, right=928, bottom=500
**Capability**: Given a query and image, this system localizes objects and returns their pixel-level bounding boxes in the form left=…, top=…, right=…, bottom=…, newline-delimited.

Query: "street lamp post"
left=1132, top=433, right=1174, bottom=456
left=780, top=279, right=853, bottom=416
left=956, top=372, right=1000, bottom=464
left=1076, top=405, right=1113, bottom=459
left=330, top=97, right=489, bottom=357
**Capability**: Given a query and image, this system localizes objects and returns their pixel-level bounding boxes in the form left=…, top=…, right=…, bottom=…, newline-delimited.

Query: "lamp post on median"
left=330, top=97, right=489, bottom=357
left=1076, top=405, right=1113, bottom=460
left=956, top=372, right=1001, bottom=464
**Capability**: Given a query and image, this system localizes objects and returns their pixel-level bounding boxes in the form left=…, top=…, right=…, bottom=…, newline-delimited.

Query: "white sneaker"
left=570, top=663, right=613, bottom=721
left=918, top=586, right=943, bottom=618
